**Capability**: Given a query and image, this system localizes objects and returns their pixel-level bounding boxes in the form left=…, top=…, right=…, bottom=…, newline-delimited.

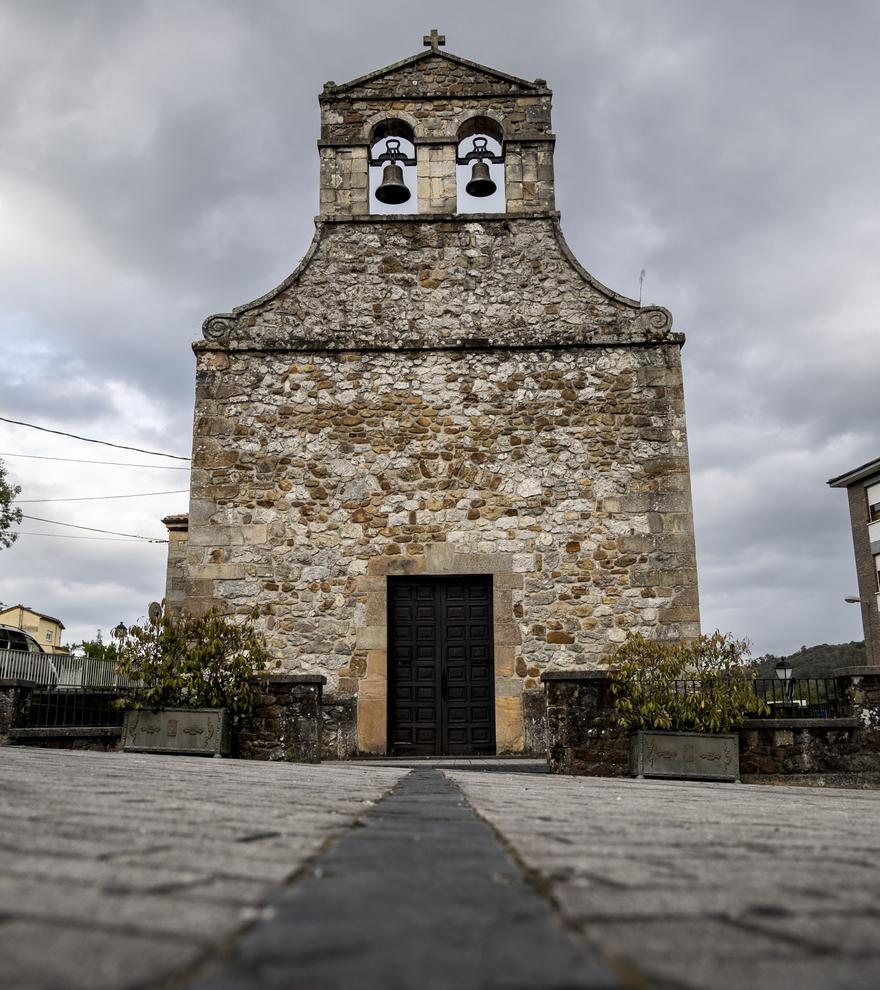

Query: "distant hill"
left=754, top=641, right=866, bottom=679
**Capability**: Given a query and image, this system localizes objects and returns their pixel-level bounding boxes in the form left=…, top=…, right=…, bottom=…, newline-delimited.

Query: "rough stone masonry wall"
left=161, top=516, right=189, bottom=613
left=185, top=341, right=698, bottom=754
left=0, top=681, right=31, bottom=739
left=202, top=218, right=674, bottom=351
left=236, top=675, right=325, bottom=763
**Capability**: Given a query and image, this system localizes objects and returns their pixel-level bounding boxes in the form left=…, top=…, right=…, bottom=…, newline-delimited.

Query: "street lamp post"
left=774, top=658, right=794, bottom=704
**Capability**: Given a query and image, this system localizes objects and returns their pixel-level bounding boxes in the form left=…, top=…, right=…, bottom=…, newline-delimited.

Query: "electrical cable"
left=0, top=415, right=191, bottom=461
left=0, top=452, right=190, bottom=470
left=15, top=531, right=168, bottom=544
left=19, top=514, right=166, bottom=542
left=16, top=490, right=188, bottom=504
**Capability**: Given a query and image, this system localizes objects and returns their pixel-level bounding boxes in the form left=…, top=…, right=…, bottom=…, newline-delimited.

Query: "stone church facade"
left=164, top=37, right=700, bottom=758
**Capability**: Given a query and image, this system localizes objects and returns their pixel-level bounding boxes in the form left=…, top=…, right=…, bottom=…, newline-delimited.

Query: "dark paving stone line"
left=189, top=769, right=619, bottom=990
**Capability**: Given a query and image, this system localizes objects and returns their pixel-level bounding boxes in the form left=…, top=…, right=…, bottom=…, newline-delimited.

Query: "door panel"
left=388, top=576, right=495, bottom=756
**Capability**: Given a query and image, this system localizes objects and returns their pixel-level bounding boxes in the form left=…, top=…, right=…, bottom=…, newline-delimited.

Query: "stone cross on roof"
left=422, top=29, right=446, bottom=52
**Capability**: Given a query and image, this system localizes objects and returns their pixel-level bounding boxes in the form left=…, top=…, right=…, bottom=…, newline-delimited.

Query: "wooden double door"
left=388, top=575, right=495, bottom=756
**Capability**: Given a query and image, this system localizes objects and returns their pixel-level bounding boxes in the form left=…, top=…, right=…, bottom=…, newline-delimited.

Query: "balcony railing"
left=0, top=650, right=136, bottom=689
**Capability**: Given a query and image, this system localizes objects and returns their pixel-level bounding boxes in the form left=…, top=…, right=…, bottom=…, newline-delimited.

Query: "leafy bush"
left=610, top=631, right=768, bottom=733
left=116, top=603, right=269, bottom=714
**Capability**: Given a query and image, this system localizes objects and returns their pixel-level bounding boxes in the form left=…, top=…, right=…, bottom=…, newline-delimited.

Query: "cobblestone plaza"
left=1, top=749, right=878, bottom=989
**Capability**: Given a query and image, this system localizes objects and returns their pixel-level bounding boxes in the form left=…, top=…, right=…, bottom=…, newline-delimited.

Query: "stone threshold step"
left=335, top=757, right=550, bottom=773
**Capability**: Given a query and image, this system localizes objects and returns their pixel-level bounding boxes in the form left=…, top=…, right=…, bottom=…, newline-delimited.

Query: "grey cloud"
left=0, top=0, right=875, bottom=655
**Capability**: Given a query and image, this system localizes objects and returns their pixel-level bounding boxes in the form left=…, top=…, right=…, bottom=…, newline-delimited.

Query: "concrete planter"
left=630, top=729, right=739, bottom=782
left=122, top=707, right=231, bottom=757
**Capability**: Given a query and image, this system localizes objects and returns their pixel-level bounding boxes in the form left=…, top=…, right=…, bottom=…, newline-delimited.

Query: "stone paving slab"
left=447, top=771, right=880, bottom=990
left=0, top=749, right=407, bottom=990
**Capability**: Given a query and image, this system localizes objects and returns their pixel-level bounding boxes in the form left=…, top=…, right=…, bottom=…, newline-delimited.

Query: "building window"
left=45, top=631, right=52, bottom=642
left=868, top=482, right=880, bottom=523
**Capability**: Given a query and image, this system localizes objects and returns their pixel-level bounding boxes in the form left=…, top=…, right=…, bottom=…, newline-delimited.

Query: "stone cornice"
left=315, top=211, right=560, bottom=223
left=317, top=134, right=556, bottom=148
left=193, top=337, right=685, bottom=356
left=321, top=91, right=550, bottom=104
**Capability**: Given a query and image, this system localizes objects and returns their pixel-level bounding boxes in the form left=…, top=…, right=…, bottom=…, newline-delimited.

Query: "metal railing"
left=0, top=650, right=62, bottom=684
left=750, top=677, right=845, bottom=719
left=0, top=650, right=136, bottom=689
left=18, top=687, right=125, bottom=730
left=668, top=676, right=845, bottom=719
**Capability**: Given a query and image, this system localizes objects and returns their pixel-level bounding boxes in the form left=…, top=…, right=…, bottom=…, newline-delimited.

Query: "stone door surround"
left=355, top=543, right=523, bottom=754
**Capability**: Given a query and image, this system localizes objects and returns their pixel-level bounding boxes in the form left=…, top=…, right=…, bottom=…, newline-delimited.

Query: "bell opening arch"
left=456, top=116, right=505, bottom=214
left=369, top=119, right=417, bottom=215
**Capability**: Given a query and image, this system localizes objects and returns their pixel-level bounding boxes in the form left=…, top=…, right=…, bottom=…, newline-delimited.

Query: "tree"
left=115, top=602, right=270, bottom=714
left=0, top=457, right=22, bottom=549
left=70, top=637, right=120, bottom=662
left=611, top=631, right=768, bottom=733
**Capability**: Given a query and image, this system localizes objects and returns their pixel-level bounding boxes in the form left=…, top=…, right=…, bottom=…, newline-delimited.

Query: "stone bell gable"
left=316, top=41, right=555, bottom=218
left=179, top=35, right=700, bottom=759
left=200, top=220, right=675, bottom=351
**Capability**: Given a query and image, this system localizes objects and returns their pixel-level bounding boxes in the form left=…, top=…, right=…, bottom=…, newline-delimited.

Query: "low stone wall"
left=543, top=668, right=880, bottom=781
left=839, top=666, right=880, bottom=728
left=543, top=672, right=629, bottom=776
left=7, top=727, right=122, bottom=751
left=321, top=695, right=358, bottom=760
left=0, top=680, right=35, bottom=739
left=739, top=718, right=875, bottom=776
left=2, top=681, right=121, bottom=750
left=236, top=675, right=326, bottom=762
left=3, top=676, right=326, bottom=763
left=522, top=688, right=548, bottom=757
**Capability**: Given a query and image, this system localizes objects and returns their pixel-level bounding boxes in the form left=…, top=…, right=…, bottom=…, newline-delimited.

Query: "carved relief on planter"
left=122, top=708, right=231, bottom=757
left=630, top=730, right=739, bottom=783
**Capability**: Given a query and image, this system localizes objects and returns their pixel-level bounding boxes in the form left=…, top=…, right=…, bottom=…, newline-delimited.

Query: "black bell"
left=375, top=162, right=411, bottom=205
left=465, top=160, right=496, bottom=198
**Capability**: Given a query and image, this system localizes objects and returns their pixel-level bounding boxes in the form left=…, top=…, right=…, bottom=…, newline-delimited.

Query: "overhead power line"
left=0, top=415, right=191, bottom=461
left=16, top=531, right=168, bottom=544
left=20, top=513, right=167, bottom=543
left=16, top=490, right=188, bottom=504
left=0, top=452, right=190, bottom=470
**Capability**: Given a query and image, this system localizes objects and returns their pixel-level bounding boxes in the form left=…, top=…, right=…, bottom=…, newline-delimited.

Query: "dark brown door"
left=388, top=575, right=495, bottom=756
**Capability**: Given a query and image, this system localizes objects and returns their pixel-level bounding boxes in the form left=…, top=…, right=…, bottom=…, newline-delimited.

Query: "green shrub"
left=610, top=631, right=767, bottom=733
left=116, top=603, right=269, bottom=715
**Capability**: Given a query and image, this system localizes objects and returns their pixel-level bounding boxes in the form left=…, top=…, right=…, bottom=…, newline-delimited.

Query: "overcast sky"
left=1, top=0, right=876, bottom=657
